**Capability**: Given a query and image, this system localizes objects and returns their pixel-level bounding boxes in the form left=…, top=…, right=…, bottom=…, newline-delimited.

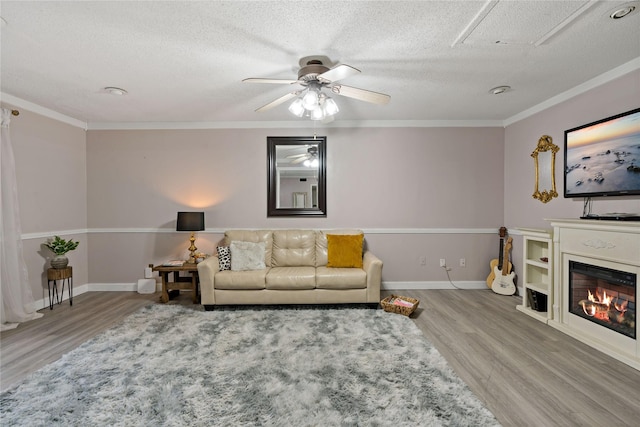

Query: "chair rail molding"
left=22, top=227, right=500, bottom=239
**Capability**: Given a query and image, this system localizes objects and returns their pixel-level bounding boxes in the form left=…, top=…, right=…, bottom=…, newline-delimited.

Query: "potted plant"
left=45, top=236, right=79, bottom=269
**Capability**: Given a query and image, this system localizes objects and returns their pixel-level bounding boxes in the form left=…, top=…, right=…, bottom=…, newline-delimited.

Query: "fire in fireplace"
left=568, top=261, right=636, bottom=339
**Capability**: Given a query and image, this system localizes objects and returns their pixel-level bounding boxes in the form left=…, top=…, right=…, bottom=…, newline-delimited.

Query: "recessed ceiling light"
left=489, top=86, right=511, bottom=95
left=608, top=2, right=638, bottom=19
left=104, top=87, right=128, bottom=96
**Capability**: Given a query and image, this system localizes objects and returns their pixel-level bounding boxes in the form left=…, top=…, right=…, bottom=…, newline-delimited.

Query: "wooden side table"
left=152, top=264, right=200, bottom=304
left=47, top=267, right=73, bottom=310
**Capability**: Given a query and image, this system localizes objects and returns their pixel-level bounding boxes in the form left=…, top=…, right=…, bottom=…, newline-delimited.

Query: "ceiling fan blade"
left=255, top=92, right=299, bottom=112
left=317, top=64, right=360, bottom=83
left=243, top=78, right=298, bottom=84
left=331, top=84, right=390, bottom=105
left=291, top=156, right=309, bottom=164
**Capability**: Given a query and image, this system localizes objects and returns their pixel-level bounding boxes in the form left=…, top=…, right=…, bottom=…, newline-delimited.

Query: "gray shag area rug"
left=1, top=305, right=500, bottom=426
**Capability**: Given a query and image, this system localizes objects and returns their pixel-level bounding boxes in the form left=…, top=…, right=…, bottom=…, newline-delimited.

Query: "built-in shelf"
left=516, top=228, right=553, bottom=323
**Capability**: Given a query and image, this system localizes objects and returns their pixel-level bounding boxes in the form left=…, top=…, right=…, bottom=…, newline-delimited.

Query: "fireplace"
left=568, top=261, right=636, bottom=339
left=549, top=219, right=640, bottom=370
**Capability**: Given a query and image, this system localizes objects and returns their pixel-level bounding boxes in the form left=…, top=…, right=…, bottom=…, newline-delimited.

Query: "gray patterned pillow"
left=230, top=241, right=266, bottom=271
left=217, top=246, right=231, bottom=271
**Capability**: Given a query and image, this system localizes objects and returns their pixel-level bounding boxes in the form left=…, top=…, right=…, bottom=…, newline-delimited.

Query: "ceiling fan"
left=286, top=146, right=318, bottom=165
left=243, top=57, right=390, bottom=118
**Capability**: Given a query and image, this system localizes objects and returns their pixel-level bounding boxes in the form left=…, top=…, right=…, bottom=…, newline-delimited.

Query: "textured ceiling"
left=1, top=0, right=639, bottom=126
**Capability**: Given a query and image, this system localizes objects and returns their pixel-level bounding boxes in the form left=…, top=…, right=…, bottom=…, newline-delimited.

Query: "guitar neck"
left=501, top=238, right=513, bottom=276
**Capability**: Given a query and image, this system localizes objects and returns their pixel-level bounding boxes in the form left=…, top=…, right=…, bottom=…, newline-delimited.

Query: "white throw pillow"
left=230, top=241, right=266, bottom=271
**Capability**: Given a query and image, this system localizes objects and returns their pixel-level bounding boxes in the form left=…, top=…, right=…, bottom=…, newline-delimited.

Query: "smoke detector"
left=104, top=87, right=128, bottom=96
left=489, top=86, right=511, bottom=95
left=608, top=2, right=638, bottom=19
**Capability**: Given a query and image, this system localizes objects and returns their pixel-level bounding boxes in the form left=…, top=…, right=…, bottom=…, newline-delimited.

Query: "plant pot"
left=51, top=255, right=69, bottom=269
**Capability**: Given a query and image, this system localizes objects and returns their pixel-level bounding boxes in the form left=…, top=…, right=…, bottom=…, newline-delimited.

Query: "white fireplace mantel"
left=547, top=218, right=640, bottom=370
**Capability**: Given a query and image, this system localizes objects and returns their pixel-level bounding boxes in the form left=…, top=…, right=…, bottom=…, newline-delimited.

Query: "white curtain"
left=1, top=108, right=43, bottom=330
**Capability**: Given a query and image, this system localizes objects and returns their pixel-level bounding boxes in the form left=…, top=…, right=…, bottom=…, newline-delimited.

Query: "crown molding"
left=504, top=56, right=640, bottom=126
left=5, top=56, right=638, bottom=131
left=85, top=119, right=504, bottom=130
left=0, top=92, right=87, bottom=130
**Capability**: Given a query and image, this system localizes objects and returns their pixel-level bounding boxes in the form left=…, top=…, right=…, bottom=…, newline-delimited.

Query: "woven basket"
left=380, top=294, right=420, bottom=316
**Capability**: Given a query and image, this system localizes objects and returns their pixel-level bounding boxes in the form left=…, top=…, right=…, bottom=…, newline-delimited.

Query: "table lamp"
left=176, top=212, right=205, bottom=264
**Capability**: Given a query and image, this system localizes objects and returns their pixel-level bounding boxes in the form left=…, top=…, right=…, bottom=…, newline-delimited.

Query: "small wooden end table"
left=152, top=264, right=199, bottom=304
left=47, top=267, right=73, bottom=309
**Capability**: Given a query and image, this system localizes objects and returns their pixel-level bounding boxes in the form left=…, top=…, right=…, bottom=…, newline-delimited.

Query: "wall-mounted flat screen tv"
left=564, top=107, right=640, bottom=198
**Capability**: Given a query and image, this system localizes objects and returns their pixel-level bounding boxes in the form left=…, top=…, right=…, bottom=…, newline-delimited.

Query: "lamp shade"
left=176, top=212, right=205, bottom=231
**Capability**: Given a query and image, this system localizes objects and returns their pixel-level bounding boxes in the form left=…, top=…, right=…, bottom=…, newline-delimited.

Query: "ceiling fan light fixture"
left=288, top=98, right=305, bottom=117
left=302, top=87, right=320, bottom=110
left=303, top=157, right=319, bottom=167
left=323, top=97, right=339, bottom=116
left=245, top=56, right=390, bottom=119
left=310, top=105, right=325, bottom=121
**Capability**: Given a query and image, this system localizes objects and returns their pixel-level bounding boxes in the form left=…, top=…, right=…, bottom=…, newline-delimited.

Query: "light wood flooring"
left=2, top=289, right=639, bottom=426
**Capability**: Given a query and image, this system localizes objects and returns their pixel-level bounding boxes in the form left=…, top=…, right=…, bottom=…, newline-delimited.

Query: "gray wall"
left=4, top=68, right=639, bottom=306
left=504, top=69, right=640, bottom=275
left=85, top=126, right=504, bottom=285
left=7, top=109, right=88, bottom=304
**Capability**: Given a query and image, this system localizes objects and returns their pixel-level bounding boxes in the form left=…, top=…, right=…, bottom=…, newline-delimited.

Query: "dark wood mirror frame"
left=267, top=136, right=327, bottom=217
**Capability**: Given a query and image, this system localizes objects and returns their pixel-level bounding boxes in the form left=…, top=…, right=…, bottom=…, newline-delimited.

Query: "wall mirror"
left=267, top=136, right=326, bottom=217
left=531, top=135, right=559, bottom=203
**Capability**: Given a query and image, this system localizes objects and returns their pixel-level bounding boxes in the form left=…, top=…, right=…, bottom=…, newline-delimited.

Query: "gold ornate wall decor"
left=531, top=135, right=559, bottom=203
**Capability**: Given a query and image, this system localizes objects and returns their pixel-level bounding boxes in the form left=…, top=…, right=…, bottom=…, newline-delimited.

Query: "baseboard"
left=34, top=280, right=486, bottom=311
left=34, top=284, right=87, bottom=311
left=382, top=281, right=487, bottom=290
left=34, top=282, right=146, bottom=311
left=89, top=282, right=138, bottom=292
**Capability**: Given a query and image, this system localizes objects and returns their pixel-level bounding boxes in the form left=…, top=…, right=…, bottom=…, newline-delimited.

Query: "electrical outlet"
left=460, top=258, right=466, bottom=267
left=439, top=258, right=446, bottom=267
left=419, top=256, right=427, bottom=266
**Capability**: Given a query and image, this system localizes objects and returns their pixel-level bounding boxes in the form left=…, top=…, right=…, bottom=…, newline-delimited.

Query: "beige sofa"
left=197, top=229, right=382, bottom=310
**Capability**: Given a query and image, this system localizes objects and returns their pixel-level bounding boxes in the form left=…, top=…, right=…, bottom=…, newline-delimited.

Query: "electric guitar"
left=491, top=237, right=516, bottom=295
left=486, top=227, right=512, bottom=288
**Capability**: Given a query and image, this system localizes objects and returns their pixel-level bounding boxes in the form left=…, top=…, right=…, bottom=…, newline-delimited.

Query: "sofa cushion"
left=230, top=241, right=266, bottom=271
left=272, top=230, right=316, bottom=267
left=316, top=229, right=364, bottom=267
left=214, top=269, right=268, bottom=290
left=266, top=267, right=316, bottom=290
left=316, top=267, right=367, bottom=289
left=217, top=246, right=231, bottom=271
left=224, top=230, right=273, bottom=266
left=326, top=234, right=364, bottom=268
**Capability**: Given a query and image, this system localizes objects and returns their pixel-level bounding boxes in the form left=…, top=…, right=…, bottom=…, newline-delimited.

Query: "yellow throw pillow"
left=327, top=234, right=363, bottom=268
